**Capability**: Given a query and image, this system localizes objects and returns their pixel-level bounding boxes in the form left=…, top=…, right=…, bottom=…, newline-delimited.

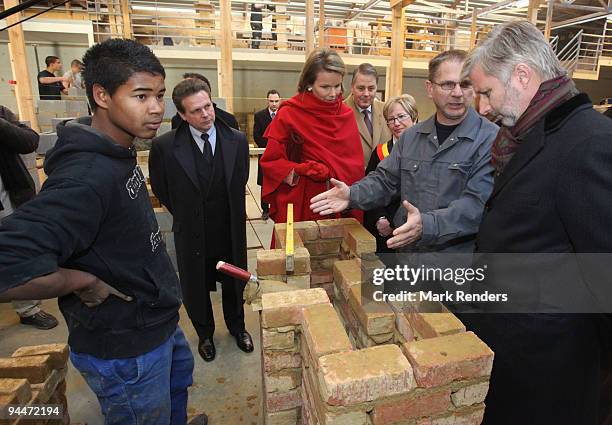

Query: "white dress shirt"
left=189, top=124, right=217, bottom=155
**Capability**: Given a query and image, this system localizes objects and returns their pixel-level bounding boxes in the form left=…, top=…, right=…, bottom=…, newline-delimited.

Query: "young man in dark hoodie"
left=0, top=39, right=206, bottom=425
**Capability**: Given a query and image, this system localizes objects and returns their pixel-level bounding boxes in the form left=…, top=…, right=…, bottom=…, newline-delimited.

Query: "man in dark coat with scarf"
left=149, top=78, right=253, bottom=362
left=461, top=21, right=612, bottom=425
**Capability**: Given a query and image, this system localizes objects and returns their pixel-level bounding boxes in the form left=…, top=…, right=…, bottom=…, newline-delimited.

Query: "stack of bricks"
left=256, top=219, right=494, bottom=424
left=260, top=286, right=494, bottom=425
left=0, top=344, right=71, bottom=424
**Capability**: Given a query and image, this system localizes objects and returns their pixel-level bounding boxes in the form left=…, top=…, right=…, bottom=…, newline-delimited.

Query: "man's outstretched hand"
left=387, top=200, right=423, bottom=249
left=310, top=178, right=350, bottom=215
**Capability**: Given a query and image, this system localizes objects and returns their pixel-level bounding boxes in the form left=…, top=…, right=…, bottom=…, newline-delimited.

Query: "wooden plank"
left=305, top=0, right=315, bottom=54
left=390, top=0, right=416, bottom=8
left=388, top=4, right=405, bottom=98
left=319, top=0, right=325, bottom=47
left=470, top=8, right=477, bottom=48
left=120, top=0, right=132, bottom=39
left=219, top=0, right=234, bottom=112
left=5, top=0, right=39, bottom=132
left=544, top=0, right=553, bottom=39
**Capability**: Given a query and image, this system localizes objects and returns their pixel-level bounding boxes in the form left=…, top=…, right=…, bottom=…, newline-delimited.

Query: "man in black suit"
left=462, top=21, right=612, bottom=425
left=150, top=78, right=253, bottom=362
left=253, top=89, right=280, bottom=220
left=171, top=72, right=239, bottom=131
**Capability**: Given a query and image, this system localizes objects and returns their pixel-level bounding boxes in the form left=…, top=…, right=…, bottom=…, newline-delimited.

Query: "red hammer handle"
left=216, top=261, right=253, bottom=282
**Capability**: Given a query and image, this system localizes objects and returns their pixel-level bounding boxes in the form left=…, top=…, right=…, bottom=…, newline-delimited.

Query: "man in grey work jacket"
left=311, top=50, right=498, bottom=258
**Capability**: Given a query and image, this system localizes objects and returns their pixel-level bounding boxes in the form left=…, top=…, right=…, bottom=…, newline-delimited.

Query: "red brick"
left=451, top=381, right=489, bottom=407
left=266, top=388, right=302, bottom=412
left=295, top=221, right=320, bottom=241
left=0, top=355, right=52, bottom=384
left=261, top=288, right=329, bottom=328
left=12, top=344, right=69, bottom=370
left=263, top=351, right=302, bottom=373
left=265, top=369, right=302, bottom=393
left=257, top=248, right=311, bottom=278
left=310, top=270, right=334, bottom=285
left=301, top=303, right=352, bottom=362
left=372, top=388, right=451, bottom=424
left=266, top=408, right=299, bottom=425
left=274, top=225, right=305, bottom=249
left=416, top=405, right=485, bottom=425
left=347, top=285, right=395, bottom=335
left=304, top=239, right=341, bottom=256
left=333, top=259, right=362, bottom=302
left=406, top=312, right=465, bottom=339
left=312, top=282, right=334, bottom=300
left=0, top=378, right=31, bottom=404
left=344, top=224, right=376, bottom=256
left=402, top=332, right=494, bottom=388
left=318, top=345, right=416, bottom=406
left=317, top=218, right=359, bottom=239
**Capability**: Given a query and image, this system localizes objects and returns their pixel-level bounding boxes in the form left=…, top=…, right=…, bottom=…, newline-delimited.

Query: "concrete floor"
left=0, top=157, right=275, bottom=425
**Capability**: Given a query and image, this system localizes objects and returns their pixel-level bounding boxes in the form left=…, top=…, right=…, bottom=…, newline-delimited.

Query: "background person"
left=363, top=94, right=418, bottom=254
left=260, top=48, right=364, bottom=231
left=253, top=89, right=281, bottom=220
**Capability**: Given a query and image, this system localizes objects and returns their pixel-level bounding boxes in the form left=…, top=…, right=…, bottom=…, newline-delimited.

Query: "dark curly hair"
left=82, top=39, right=165, bottom=111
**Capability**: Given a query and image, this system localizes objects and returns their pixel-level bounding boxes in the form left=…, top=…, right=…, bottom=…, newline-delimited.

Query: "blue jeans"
left=70, top=326, right=194, bottom=425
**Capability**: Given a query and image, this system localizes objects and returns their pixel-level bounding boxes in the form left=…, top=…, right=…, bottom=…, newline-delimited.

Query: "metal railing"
left=557, top=29, right=583, bottom=76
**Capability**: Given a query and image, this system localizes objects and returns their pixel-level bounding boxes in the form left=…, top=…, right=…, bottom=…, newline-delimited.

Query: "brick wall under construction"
left=256, top=219, right=494, bottom=425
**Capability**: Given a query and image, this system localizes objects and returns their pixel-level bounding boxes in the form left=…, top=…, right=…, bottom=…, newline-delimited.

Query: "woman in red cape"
left=260, top=49, right=364, bottom=242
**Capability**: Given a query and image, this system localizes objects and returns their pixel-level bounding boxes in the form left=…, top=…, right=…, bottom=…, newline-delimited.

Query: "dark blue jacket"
left=0, top=117, right=180, bottom=359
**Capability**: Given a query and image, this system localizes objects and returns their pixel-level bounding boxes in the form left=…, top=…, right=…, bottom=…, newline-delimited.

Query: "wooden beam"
left=527, top=0, right=542, bottom=24
left=345, top=0, right=383, bottom=22
left=388, top=4, right=405, bottom=98
left=5, top=0, right=39, bottom=132
left=119, top=0, right=132, bottom=39
left=544, top=0, right=553, bottom=39
left=554, top=3, right=609, bottom=13
left=390, top=0, right=416, bottom=9
left=219, top=0, right=233, bottom=112
left=470, top=8, right=477, bottom=48
left=319, top=0, right=325, bottom=47
left=552, top=11, right=609, bottom=30
left=306, top=0, right=315, bottom=54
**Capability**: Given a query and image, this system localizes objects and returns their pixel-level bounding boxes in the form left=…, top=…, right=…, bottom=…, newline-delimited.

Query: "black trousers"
left=183, top=256, right=246, bottom=340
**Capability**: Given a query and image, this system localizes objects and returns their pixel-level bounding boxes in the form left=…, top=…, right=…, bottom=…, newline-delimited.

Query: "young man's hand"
left=68, top=270, right=132, bottom=307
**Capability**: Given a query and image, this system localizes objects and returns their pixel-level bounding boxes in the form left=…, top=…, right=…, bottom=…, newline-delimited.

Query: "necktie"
left=363, top=109, right=373, bottom=138
left=202, top=132, right=213, bottom=164
left=271, top=112, right=276, bottom=119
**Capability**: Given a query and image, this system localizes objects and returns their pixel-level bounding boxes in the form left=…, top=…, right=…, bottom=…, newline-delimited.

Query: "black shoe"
left=198, top=338, right=216, bottom=362
left=188, top=413, right=208, bottom=425
left=234, top=331, right=254, bottom=353
left=20, top=310, right=59, bottom=330
left=261, top=211, right=269, bottom=221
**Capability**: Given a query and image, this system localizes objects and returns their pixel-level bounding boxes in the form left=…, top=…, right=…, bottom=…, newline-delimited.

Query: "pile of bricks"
left=256, top=219, right=494, bottom=425
left=0, top=344, right=71, bottom=424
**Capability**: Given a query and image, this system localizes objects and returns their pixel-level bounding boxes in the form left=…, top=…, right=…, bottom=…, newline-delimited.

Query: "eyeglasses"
left=386, top=113, right=412, bottom=125
left=432, top=80, right=473, bottom=91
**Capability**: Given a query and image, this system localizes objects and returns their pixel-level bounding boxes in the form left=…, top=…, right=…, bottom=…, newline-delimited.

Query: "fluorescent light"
left=513, top=0, right=530, bottom=8
left=132, top=5, right=197, bottom=15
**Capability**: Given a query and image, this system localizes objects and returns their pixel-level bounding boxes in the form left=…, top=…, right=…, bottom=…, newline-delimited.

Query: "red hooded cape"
left=261, top=91, right=364, bottom=226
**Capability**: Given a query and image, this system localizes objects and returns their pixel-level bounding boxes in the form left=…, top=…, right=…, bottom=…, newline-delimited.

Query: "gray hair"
left=462, top=21, right=565, bottom=83
left=352, top=63, right=378, bottom=84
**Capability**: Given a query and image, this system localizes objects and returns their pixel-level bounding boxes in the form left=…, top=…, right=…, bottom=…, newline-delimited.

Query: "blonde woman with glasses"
left=363, top=94, right=418, bottom=253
